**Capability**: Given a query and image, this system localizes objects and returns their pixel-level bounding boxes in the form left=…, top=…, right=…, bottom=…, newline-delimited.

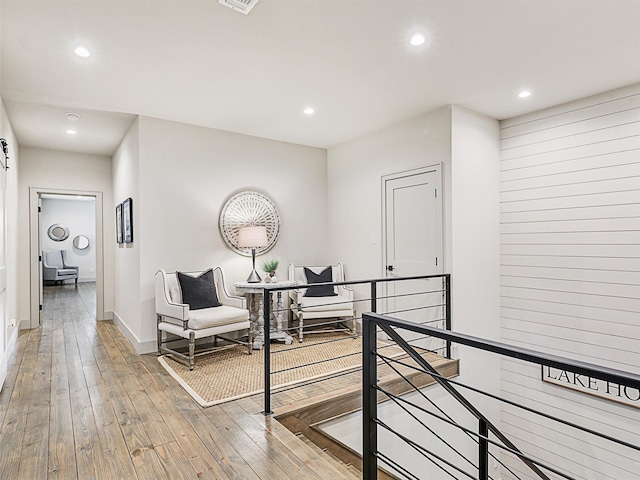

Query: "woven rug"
left=158, top=332, right=405, bottom=407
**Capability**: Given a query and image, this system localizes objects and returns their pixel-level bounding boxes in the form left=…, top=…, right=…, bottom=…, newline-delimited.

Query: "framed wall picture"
left=116, top=203, right=123, bottom=244
left=122, top=197, right=133, bottom=243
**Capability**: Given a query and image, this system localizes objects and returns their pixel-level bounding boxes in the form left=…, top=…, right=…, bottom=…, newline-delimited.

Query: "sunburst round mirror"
left=219, top=191, right=280, bottom=256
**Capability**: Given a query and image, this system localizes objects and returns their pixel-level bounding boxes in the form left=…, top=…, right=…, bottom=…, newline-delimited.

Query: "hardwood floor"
left=0, top=283, right=360, bottom=479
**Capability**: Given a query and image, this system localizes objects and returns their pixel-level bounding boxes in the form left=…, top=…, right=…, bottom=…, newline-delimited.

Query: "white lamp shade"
left=237, top=225, right=268, bottom=248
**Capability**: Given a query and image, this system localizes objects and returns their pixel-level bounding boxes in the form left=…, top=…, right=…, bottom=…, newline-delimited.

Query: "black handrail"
left=262, top=273, right=450, bottom=292
left=362, top=312, right=640, bottom=480
left=373, top=319, right=551, bottom=480
left=260, top=274, right=451, bottom=414
left=367, top=313, right=640, bottom=389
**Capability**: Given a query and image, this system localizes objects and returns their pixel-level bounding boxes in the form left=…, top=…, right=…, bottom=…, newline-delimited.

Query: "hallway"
left=0, top=283, right=358, bottom=479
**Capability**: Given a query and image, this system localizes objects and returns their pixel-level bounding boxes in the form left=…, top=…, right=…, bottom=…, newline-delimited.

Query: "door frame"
left=0, top=151, right=7, bottom=390
left=29, top=187, right=105, bottom=328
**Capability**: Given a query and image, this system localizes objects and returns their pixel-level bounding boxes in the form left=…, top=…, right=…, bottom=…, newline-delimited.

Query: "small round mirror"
left=48, top=224, right=70, bottom=242
left=73, top=235, right=90, bottom=250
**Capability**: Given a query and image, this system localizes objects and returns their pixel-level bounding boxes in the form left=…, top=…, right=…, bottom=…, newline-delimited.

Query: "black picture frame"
left=122, top=197, right=133, bottom=243
left=116, top=203, right=123, bottom=244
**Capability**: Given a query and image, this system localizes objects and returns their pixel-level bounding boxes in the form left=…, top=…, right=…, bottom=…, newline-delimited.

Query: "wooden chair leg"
left=189, top=331, right=196, bottom=370
left=351, top=310, right=357, bottom=336
left=156, top=315, right=163, bottom=356
left=298, top=312, right=304, bottom=343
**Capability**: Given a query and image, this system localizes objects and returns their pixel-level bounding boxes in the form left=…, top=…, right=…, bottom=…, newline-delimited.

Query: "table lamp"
left=237, top=225, right=268, bottom=283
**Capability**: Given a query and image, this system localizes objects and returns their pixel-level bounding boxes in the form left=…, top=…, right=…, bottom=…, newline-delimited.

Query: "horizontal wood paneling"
left=499, top=85, right=640, bottom=480
left=501, top=148, right=640, bottom=182
left=501, top=242, right=640, bottom=257
left=501, top=295, right=639, bottom=325
left=501, top=90, right=640, bottom=138
left=501, top=121, right=640, bottom=162
left=501, top=108, right=640, bottom=149
left=501, top=202, right=640, bottom=222
left=501, top=253, right=640, bottom=272
left=501, top=175, right=640, bottom=202
left=501, top=134, right=640, bottom=172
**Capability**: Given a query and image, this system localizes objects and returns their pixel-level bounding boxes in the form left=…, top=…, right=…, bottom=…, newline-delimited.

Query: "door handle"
left=386, top=265, right=394, bottom=272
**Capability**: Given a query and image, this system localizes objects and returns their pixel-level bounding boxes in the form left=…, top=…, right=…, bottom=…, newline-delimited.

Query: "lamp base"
left=246, top=269, right=262, bottom=283
left=246, top=247, right=262, bottom=282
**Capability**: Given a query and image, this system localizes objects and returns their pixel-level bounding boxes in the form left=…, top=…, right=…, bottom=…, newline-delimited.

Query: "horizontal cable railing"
left=259, top=274, right=452, bottom=415
left=362, top=313, right=640, bottom=480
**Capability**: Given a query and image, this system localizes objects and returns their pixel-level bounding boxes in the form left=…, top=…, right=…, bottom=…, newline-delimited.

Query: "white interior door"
left=0, top=155, right=7, bottom=391
left=383, top=165, right=444, bottom=352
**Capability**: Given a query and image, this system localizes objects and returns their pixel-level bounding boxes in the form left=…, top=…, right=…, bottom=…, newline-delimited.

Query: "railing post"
left=370, top=281, right=377, bottom=313
left=445, top=274, right=452, bottom=359
left=479, top=418, right=489, bottom=479
left=362, top=313, right=378, bottom=480
left=263, top=288, right=272, bottom=415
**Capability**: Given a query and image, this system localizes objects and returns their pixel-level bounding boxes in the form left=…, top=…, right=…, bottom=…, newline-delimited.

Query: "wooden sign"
left=542, top=366, right=640, bottom=410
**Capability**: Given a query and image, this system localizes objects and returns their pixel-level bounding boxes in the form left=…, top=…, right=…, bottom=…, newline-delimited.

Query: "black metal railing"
left=260, top=274, right=452, bottom=414
left=362, top=313, right=640, bottom=480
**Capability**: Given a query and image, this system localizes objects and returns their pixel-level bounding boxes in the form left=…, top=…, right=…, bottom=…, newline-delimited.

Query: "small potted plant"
left=261, top=257, right=280, bottom=283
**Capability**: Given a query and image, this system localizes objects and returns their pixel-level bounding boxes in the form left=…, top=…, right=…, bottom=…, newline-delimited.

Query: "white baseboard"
left=0, top=352, right=6, bottom=393
left=8, top=324, right=18, bottom=348
left=111, top=311, right=157, bottom=355
left=0, top=325, right=20, bottom=392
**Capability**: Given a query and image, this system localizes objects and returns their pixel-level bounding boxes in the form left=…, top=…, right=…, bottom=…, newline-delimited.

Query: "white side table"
left=235, top=281, right=295, bottom=349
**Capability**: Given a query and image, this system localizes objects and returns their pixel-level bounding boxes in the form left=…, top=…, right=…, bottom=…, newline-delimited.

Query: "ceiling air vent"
left=218, top=0, right=259, bottom=15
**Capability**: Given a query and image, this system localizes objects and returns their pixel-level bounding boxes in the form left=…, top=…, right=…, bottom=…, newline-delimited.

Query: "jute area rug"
left=158, top=332, right=405, bottom=407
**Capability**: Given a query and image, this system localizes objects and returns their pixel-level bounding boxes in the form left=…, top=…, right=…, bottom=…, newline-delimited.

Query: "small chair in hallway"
left=155, top=267, right=252, bottom=370
left=42, top=249, right=79, bottom=285
left=288, top=263, right=356, bottom=342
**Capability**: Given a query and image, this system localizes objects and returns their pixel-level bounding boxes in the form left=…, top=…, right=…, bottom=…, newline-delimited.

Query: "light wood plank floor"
left=0, top=283, right=360, bottom=479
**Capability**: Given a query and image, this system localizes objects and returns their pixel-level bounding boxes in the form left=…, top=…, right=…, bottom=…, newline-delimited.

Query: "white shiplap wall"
left=499, top=85, right=640, bottom=480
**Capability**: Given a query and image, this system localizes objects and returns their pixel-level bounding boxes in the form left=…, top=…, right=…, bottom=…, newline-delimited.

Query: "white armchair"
left=155, top=267, right=251, bottom=370
left=288, top=263, right=356, bottom=342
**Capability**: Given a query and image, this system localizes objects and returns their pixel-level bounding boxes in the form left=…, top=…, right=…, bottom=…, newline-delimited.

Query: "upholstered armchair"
left=288, top=263, right=356, bottom=342
left=42, top=250, right=79, bottom=285
left=155, top=267, right=252, bottom=370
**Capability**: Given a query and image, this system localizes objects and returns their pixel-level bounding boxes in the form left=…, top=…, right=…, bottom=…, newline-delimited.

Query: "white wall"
left=41, top=197, right=96, bottom=282
left=17, top=147, right=114, bottom=324
left=451, top=106, right=501, bottom=340
left=0, top=97, right=19, bottom=390
left=499, top=84, right=640, bottom=479
left=327, top=106, right=453, bottom=303
left=112, top=117, right=141, bottom=343
left=327, top=105, right=501, bottom=339
left=112, top=116, right=328, bottom=353
left=325, top=105, right=502, bottom=475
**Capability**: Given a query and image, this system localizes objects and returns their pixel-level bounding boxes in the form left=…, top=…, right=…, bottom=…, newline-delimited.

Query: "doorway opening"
left=29, top=188, right=105, bottom=328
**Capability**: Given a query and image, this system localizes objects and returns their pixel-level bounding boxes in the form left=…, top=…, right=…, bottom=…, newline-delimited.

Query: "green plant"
left=261, top=257, right=279, bottom=273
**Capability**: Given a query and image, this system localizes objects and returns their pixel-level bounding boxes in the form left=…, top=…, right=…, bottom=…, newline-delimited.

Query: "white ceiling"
left=2, top=0, right=639, bottom=156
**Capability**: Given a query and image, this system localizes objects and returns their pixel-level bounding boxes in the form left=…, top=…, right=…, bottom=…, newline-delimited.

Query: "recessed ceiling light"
left=65, top=112, right=81, bottom=121
left=409, top=33, right=426, bottom=46
left=66, top=129, right=77, bottom=135
left=518, top=90, right=531, bottom=98
left=74, top=46, right=91, bottom=58
left=303, top=107, right=315, bottom=115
